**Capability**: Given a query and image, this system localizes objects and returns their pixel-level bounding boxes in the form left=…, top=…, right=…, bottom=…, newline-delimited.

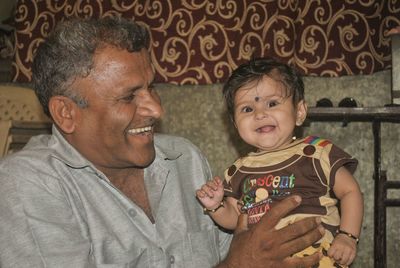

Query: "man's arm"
left=217, top=195, right=324, bottom=268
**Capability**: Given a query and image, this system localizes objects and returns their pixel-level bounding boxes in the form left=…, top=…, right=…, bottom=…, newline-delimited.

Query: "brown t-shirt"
left=224, top=136, right=358, bottom=234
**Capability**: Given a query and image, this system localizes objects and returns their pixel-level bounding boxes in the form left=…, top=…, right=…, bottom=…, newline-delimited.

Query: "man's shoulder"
left=155, top=133, right=199, bottom=151
left=154, top=133, right=208, bottom=167
left=0, top=133, right=62, bottom=178
left=1, top=136, right=49, bottom=161
left=0, top=144, right=51, bottom=176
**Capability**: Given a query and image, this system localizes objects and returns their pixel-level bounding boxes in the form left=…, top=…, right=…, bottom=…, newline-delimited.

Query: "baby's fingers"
left=341, top=250, right=356, bottom=266
left=328, top=244, right=355, bottom=266
left=213, top=176, right=223, bottom=186
left=200, top=183, right=217, bottom=197
left=328, top=245, right=342, bottom=262
left=337, top=246, right=356, bottom=266
left=206, top=180, right=220, bottom=191
left=196, top=189, right=207, bottom=199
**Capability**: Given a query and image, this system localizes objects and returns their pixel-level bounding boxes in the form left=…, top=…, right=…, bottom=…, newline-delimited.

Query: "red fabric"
left=12, top=0, right=400, bottom=84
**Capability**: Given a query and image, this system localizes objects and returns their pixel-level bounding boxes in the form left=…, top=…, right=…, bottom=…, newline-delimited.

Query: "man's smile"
left=127, top=125, right=153, bottom=135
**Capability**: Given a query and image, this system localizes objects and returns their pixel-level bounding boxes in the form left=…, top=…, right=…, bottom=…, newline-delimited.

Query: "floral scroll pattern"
left=12, top=0, right=400, bottom=84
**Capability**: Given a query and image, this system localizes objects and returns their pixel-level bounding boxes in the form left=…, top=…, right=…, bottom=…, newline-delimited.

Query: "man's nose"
left=137, top=91, right=164, bottom=119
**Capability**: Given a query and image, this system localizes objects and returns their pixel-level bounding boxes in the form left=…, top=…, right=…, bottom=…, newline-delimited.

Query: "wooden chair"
left=0, top=85, right=51, bottom=156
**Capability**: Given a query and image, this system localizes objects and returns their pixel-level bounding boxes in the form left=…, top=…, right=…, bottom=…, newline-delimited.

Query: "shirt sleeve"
left=223, top=159, right=244, bottom=200
left=320, top=143, right=358, bottom=189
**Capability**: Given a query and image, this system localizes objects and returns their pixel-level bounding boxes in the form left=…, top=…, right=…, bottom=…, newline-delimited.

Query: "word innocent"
left=242, top=174, right=295, bottom=193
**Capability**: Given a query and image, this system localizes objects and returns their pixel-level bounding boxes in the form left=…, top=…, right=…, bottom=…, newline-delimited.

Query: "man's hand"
left=217, top=195, right=324, bottom=268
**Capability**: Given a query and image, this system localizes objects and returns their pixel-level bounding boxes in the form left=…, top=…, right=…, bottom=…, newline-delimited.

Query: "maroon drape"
left=12, top=0, right=400, bottom=85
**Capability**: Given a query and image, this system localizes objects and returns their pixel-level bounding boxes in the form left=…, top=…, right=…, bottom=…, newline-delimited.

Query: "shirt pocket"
left=92, top=235, right=148, bottom=266
left=185, top=227, right=221, bottom=267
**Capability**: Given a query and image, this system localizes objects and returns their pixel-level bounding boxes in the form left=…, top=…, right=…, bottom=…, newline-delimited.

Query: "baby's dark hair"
left=222, top=57, right=305, bottom=120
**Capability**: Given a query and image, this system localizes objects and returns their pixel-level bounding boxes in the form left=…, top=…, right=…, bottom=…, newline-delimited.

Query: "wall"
left=12, top=1, right=399, bottom=83
left=156, top=69, right=400, bottom=267
left=0, top=0, right=14, bottom=23
left=0, top=0, right=15, bottom=82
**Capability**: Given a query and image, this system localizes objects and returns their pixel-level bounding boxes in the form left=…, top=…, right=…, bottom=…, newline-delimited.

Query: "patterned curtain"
left=12, top=0, right=400, bottom=85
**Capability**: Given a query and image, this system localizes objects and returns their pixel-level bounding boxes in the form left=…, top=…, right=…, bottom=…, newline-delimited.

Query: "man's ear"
left=295, top=100, right=308, bottom=126
left=48, top=96, right=78, bottom=134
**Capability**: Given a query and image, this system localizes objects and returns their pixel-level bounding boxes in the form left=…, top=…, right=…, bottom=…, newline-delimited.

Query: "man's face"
left=68, top=46, right=163, bottom=170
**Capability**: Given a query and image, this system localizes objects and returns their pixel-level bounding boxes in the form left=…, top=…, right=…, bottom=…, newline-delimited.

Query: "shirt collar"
left=154, top=137, right=182, bottom=161
left=47, top=127, right=182, bottom=169
left=46, top=125, right=93, bottom=169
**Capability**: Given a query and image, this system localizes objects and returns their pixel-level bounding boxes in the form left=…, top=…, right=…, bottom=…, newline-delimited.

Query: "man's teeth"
left=128, top=126, right=152, bottom=134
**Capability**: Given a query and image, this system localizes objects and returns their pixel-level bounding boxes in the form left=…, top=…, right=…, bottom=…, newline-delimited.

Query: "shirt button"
left=170, top=255, right=175, bottom=264
left=128, top=209, right=137, bottom=217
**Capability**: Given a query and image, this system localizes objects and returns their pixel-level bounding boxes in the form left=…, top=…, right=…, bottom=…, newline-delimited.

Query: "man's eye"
left=241, top=106, right=253, bottom=113
left=122, top=94, right=135, bottom=102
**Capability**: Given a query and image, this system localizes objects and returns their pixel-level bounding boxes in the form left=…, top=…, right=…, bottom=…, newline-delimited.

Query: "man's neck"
left=106, top=168, right=155, bottom=223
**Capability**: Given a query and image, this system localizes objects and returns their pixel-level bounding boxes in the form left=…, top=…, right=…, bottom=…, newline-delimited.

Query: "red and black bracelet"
left=203, top=201, right=225, bottom=213
left=336, top=229, right=359, bottom=244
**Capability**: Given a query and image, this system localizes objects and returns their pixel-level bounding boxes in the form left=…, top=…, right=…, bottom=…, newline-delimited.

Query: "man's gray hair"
left=32, top=16, right=150, bottom=116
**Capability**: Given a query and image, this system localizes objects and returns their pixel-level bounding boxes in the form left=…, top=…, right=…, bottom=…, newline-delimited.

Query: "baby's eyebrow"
left=235, top=99, right=253, bottom=107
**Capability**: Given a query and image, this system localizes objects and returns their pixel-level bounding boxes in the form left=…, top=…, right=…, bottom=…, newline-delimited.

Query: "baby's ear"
left=295, top=100, right=308, bottom=126
left=48, top=96, right=78, bottom=134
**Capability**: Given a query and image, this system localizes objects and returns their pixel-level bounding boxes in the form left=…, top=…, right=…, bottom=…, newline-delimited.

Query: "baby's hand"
left=328, top=233, right=357, bottom=266
left=196, top=176, right=225, bottom=210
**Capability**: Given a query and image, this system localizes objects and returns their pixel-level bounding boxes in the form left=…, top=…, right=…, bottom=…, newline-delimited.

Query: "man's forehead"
left=90, top=47, right=153, bottom=79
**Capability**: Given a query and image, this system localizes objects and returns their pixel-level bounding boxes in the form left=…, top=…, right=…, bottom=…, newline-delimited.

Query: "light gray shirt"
left=0, top=127, right=231, bottom=267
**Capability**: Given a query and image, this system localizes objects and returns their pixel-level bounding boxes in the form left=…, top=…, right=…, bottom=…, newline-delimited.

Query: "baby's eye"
left=267, top=100, right=279, bottom=108
left=241, top=106, right=253, bottom=113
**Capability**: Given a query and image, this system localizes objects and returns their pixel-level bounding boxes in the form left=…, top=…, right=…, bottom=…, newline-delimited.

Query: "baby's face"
left=233, top=75, right=307, bottom=152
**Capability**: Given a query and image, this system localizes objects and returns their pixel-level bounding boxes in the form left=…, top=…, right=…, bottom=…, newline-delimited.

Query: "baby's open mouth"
left=256, top=125, right=275, bottom=133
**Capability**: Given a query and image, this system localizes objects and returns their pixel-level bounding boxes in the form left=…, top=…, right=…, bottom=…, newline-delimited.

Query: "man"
left=0, top=17, right=323, bottom=267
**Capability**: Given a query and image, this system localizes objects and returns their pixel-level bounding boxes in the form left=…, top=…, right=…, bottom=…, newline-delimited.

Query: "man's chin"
left=131, top=150, right=156, bottom=168
left=140, top=155, right=156, bottom=168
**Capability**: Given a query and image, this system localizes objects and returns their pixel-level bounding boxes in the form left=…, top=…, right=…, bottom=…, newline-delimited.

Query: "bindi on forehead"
left=255, top=96, right=261, bottom=102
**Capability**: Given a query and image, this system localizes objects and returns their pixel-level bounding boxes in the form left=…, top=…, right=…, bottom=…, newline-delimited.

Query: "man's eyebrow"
left=123, top=86, right=141, bottom=93
left=127, top=83, right=148, bottom=92
left=121, top=81, right=156, bottom=94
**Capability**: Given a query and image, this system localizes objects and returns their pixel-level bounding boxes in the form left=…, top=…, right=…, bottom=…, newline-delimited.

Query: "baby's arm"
left=328, top=166, right=364, bottom=266
left=196, top=176, right=240, bottom=230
